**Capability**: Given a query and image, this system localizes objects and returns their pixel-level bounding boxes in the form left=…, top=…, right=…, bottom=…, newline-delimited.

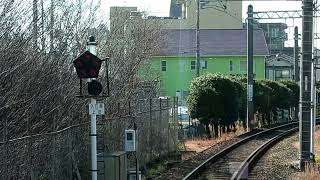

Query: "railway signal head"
left=88, top=80, right=103, bottom=96
left=73, top=51, right=102, bottom=78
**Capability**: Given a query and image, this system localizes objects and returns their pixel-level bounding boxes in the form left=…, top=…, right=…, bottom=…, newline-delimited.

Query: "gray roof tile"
left=158, top=29, right=269, bottom=56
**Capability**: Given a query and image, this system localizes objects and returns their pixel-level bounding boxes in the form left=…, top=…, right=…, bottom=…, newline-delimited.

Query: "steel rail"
left=182, top=121, right=298, bottom=180
left=232, top=118, right=320, bottom=179
left=231, top=127, right=298, bottom=180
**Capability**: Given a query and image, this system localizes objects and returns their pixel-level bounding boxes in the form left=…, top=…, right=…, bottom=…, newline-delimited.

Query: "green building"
left=150, top=29, right=269, bottom=104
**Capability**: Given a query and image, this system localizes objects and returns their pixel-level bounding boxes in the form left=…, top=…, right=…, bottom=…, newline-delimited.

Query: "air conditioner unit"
left=125, top=129, right=137, bottom=152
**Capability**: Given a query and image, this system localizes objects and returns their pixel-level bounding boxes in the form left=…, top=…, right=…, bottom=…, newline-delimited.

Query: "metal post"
left=196, top=0, right=200, bottom=77
left=133, top=122, right=139, bottom=180
left=4, top=118, right=8, bottom=180
left=294, top=26, right=299, bottom=82
left=294, top=27, right=299, bottom=122
left=32, top=0, right=38, bottom=50
left=247, top=5, right=254, bottom=132
left=49, top=0, right=54, bottom=53
left=167, top=99, right=170, bottom=152
left=27, top=117, right=34, bottom=180
left=311, top=59, right=315, bottom=156
left=149, top=98, right=152, bottom=151
left=313, top=80, right=317, bottom=155
left=90, top=98, right=97, bottom=180
left=299, top=0, right=313, bottom=169
left=87, top=36, right=98, bottom=180
left=159, top=98, right=163, bottom=153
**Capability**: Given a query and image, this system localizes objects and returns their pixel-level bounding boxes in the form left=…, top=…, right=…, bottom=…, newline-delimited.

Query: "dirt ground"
left=290, top=127, right=320, bottom=179
left=183, top=127, right=246, bottom=153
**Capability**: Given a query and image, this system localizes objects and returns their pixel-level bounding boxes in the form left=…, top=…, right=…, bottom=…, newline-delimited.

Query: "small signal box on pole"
left=125, top=129, right=137, bottom=152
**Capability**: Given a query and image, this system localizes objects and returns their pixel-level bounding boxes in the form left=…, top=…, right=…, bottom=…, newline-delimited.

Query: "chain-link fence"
left=0, top=97, right=179, bottom=180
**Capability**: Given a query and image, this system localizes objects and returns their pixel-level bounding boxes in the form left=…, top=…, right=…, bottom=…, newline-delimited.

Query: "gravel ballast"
left=249, top=132, right=300, bottom=180
left=154, top=129, right=265, bottom=179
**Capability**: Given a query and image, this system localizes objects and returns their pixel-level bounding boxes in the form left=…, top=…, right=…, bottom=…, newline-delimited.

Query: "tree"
left=105, top=8, right=165, bottom=115
left=254, top=81, right=272, bottom=125
left=188, top=74, right=219, bottom=137
left=279, top=80, right=299, bottom=108
left=0, top=2, right=165, bottom=179
left=261, top=80, right=292, bottom=123
left=229, top=76, right=246, bottom=129
left=279, top=80, right=299, bottom=120
left=188, top=73, right=239, bottom=137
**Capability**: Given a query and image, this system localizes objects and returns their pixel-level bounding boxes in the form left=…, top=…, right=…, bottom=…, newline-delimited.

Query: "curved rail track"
left=183, top=121, right=301, bottom=180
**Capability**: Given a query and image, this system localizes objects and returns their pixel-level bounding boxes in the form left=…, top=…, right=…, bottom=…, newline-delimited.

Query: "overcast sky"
left=100, top=0, right=302, bottom=16
left=100, top=0, right=319, bottom=47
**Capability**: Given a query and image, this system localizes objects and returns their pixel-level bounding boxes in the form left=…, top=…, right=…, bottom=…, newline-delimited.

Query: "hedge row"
left=187, top=73, right=299, bottom=137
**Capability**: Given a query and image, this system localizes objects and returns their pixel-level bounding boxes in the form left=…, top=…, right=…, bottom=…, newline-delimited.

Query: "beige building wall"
left=153, top=0, right=243, bottom=29
left=186, top=0, right=242, bottom=29
left=110, top=0, right=242, bottom=31
left=110, top=7, right=138, bottom=33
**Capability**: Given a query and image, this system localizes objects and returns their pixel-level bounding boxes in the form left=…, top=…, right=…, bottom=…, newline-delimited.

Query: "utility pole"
left=247, top=5, right=254, bottom=132
left=88, top=37, right=98, bottom=180
left=32, top=0, right=38, bottom=50
left=299, top=0, right=313, bottom=169
left=50, top=0, right=54, bottom=53
left=196, top=0, right=200, bottom=77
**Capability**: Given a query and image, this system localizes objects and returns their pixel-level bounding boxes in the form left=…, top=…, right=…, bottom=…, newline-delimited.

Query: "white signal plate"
left=89, top=102, right=105, bottom=115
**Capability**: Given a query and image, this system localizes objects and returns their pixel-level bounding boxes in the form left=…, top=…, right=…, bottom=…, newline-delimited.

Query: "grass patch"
left=144, top=152, right=182, bottom=178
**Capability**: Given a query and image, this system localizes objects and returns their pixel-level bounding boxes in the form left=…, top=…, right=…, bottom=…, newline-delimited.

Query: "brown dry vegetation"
left=0, top=1, right=171, bottom=179
left=182, top=127, right=246, bottom=158
left=291, top=127, right=320, bottom=179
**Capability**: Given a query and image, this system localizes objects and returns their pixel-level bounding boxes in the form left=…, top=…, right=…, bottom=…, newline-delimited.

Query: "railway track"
left=182, top=121, right=300, bottom=180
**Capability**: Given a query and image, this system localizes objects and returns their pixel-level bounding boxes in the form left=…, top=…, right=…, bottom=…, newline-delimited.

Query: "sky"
left=99, top=0, right=319, bottom=47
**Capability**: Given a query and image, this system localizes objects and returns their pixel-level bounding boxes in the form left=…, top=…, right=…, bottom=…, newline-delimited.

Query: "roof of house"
left=266, top=54, right=294, bottom=67
left=158, top=29, right=269, bottom=56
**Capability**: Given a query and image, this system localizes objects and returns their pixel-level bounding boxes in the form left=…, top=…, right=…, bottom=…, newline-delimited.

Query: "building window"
left=161, top=61, right=166, bottom=71
left=240, top=60, right=247, bottom=72
left=229, top=61, right=233, bottom=71
left=201, top=60, right=207, bottom=69
left=275, top=69, right=290, bottom=80
left=271, top=28, right=278, bottom=37
left=240, top=60, right=256, bottom=72
left=191, top=60, right=196, bottom=70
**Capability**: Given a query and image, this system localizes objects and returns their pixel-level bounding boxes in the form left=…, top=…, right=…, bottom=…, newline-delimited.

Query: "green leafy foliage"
left=188, top=73, right=239, bottom=127
left=188, top=73, right=300, bottom=130
left=261, top=80, right=292, bottom=110
left=279, top=80, right=299, bottom=108
left=254, top=80, right=272, bottom=114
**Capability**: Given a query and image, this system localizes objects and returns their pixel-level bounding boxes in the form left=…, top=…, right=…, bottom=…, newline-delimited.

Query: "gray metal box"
left=105, top=151, right=126, bottom=180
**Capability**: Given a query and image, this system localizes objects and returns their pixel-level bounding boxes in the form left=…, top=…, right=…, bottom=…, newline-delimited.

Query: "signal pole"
left=73, top=36, right=104, bottom=180
left=299, top=0, right=313, bottom=169
left=87, top=36, right=98, bottom=180
left=247, top=5, right=254, bottom=132
left=196, top=0, right=200, bottom=77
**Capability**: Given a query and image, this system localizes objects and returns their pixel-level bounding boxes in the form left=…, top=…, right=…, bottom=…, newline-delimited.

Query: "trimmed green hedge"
left=187, top=73, right=299, bottom=134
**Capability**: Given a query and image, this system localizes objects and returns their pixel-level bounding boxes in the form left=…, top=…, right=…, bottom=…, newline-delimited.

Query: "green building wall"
left=150, top=56, right=266, bottom=102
